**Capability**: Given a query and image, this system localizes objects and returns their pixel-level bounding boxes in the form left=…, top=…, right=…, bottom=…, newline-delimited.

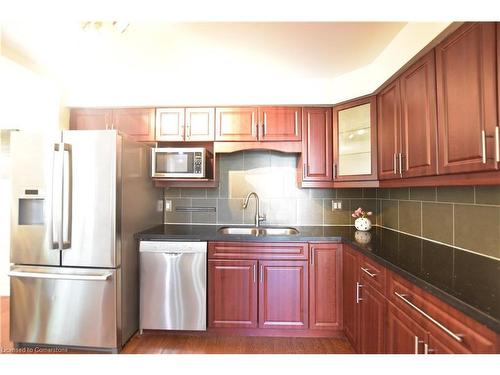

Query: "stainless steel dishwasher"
left=139, top=241, right=207, bottom=332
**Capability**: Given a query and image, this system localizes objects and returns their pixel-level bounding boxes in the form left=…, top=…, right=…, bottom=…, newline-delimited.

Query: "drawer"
left=208, top=242, right=308, bottom=260
left=359, top=255, right=386, bottom=294
left=388, top=271, right=497, bottom=353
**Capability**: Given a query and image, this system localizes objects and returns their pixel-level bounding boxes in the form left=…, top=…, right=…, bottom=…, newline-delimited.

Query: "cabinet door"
left=386, top=303, right=427, bottom=354
left=436, top=22, right=498, bottom=173
left=215, top=107, right=258, bottom=141
left=400, top=50, right=438, bottom=178
left=342, top=247, right=359, bottom=349
left=259, top=107, right=302, bottom=141
left=70, top=108, right=111, bottom=130
left=377, top=80, right=401, bottom=180
left=112, top=108, right=155, bottom=142
left=259, top=260, right=308, bottom=329
left=208, top=259, right=258, bottom=328
left=333, top=97, right=377, bottom=181
left=185, top=108, right=215, bottom=141
left=359, top=283, right=386, bottom=354
left=155, top=108, right=185, bottom=141
left=302, top=107, right=333, bottom=181
left=309, top=244, right=341, bottom=330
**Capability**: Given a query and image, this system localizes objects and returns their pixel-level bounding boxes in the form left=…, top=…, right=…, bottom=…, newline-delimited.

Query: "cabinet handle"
left=423, top=343, right=435, bottom=354
left=260, top=264, right=263, bottom=283
left=355, top=282, right=363, bottom=304
left=303, top=164, right=308, bottom=178
left=333, top=164, right=337, bottom=179
left=481, top=130, right=487, bottom=164
left=399, top=153, right=404, bottom=178
left=360, top=267, right=376, bottom=278
left=310, top=250, right=314, bottom=265
left=393, top=153, right=398, bottom=174
left=495, top=126, right=499, bottom=162
left=253, top=264, right=256, bottom=284
left=294, top=111, right=298, bottom=136
left=186, top=123, right=191, bottom=140
left=414, top=336, right=424, bottom=354
left=252, top=113, right=256, bottom=136
left=263, top=113, right=267, bottom=136
left=394, top=291, right=463, bottom=343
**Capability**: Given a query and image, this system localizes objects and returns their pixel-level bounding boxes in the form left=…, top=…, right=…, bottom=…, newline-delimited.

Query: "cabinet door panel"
left=208, top=259, right=258, bottom=328
left=309, top=244, right=341, bottom=330
left=386, top=303, right=427, bottom=354
left=436, top=22, right=498, bottom=173
left=259, top=107, right=301, bottom=141
left=155, top=108, right=185, bottom=141
left=259, top=260, right=308, bottom=329
left=302, top=107, right=333, bottom=181
left=185, top=108, right=215, bottom=141
left=342, top=247, right=359, bottom=349
left=359, top=283, right=386, bottom=354
left=377, top=80, right=401, bottom=180
left=112, top=108, right=155, bottom=141
left=70, top=109, right=110, bottom=130
left=400, top=50, right=438, bottom=177
left=215, top=107, right=258, bottom=141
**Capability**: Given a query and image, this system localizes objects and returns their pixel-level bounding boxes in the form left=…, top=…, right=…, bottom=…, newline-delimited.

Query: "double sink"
left=217, top=226, right=299, bottom=236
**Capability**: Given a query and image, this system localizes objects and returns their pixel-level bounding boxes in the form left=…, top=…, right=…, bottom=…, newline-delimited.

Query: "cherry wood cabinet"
left=377, top=81, right=401, bottom=180
left=342, top=246, right=359, bottom=349
left=400, top=50, right=438, bottom=178
left=70, top=108, right=155, bottom=141
left=156, top=107, right=214, bottom=141
left=386, top=302, right=428, bottom=354
left=359, top=282, right=386, bottom=354
left=258, top=107, right=302, bottom=141
left=259, top=260, right=308, bottom=329
left=301, top=107, right=333, bottom=181
left=215, top=107, right=259, bottom=141
left=436, top=22, right=498, bottom=174
left=208, top=259, right=258, bottom=328
left=309, top=244, right=341, bottom=330
left=333, top=97, right=378, bottom=181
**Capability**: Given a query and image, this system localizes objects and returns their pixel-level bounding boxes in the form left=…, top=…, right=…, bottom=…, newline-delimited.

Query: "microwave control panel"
left=194, top=152, right=203, bottom=174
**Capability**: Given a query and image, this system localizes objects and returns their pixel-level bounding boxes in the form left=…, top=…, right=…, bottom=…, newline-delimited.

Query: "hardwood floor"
left=1, top=297, right=354, bottom=354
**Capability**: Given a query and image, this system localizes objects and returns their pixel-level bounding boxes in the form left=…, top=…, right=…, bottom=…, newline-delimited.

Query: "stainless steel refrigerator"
left=8, top=130, right=160, bottom=352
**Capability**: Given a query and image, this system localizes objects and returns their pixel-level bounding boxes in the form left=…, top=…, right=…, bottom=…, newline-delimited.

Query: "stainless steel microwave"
left=151, top=147, right=206, bottom=178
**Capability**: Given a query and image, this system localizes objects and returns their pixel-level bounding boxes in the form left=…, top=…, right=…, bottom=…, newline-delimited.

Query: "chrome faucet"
left=243, top=192, right=266, bottom=227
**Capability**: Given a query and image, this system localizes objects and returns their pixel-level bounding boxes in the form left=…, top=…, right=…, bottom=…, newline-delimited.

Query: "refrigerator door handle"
left=62, top=143, right=72, bottom=249
left=52, top=143, right=64, bottom=250
left=8, top=270, right=113, bottom=281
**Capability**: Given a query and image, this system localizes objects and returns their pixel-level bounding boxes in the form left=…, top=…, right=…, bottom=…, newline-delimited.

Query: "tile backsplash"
left=162, top=150, right=500, bottom=260
left=163, top=151, right=378, bottom=227
left=377, top=186, right=500, bottom=260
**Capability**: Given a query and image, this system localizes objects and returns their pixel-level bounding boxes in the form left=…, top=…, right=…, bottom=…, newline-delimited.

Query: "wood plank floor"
left=1, top=297, right=354, bottom=354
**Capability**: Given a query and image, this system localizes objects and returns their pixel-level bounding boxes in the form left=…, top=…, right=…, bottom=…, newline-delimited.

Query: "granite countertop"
left=135, top=224, right=500, bottom=333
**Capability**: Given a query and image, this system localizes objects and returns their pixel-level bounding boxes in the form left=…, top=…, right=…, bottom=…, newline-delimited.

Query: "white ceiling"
left=1, top=22, right=405, bottom=81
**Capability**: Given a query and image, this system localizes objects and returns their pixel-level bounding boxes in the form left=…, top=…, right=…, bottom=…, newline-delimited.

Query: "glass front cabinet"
left=333, top=97, right=377, bottom=181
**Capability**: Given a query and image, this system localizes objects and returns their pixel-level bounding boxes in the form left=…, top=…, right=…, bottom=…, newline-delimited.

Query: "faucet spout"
left=243, top=192, right=266, bottom=227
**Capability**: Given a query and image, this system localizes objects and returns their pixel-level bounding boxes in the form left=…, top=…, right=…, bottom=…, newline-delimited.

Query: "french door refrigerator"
left=8, top=130, right=160, bottom=352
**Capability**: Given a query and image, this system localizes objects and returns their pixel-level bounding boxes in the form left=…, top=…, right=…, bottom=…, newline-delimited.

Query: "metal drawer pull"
left=360, top=267, right=376, bottom=278
left=356, top=282, right=363, bottom=304
left=393, top=153, right=397, bottom=174
left=495, top=126, right=499, bottom=162
left=8, top=270, right=112, bottom=281
left=481, top=130, right=487, bottom=164
left=394, top=291, right=463, bottom=342
left=414, top=336, right=424, bottom=354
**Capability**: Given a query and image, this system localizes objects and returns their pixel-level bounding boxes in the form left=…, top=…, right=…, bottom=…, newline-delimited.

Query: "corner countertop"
left=135, top=224, right=500, bottom=333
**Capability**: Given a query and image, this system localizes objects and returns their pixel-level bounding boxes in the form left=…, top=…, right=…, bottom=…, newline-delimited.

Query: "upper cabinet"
left=215, top=107, right=302, bottom=142
left=70, top=108, right=155, bottom=142
left=301, top=107, right=333, bottom=181
left=156, top=107, right=215, bottom=142
left=333, top=97, right=377, bottom=181
left=435, top=22, right=499, bottom=173
left=378, top=50, right=438, bottom=180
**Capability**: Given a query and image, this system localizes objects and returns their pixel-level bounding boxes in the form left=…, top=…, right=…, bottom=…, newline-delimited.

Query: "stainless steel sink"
left=217, top=226, right=299, bottom=236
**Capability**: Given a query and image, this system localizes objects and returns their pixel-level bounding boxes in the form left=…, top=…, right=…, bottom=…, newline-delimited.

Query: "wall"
left=164, top=151, right=378, bottom=226
left=377, top=187, right=500, bottom=260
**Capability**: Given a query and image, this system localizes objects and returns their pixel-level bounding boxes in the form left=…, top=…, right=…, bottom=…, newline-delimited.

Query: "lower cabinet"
left=386, top=302, right=428, bottom=354
left=359, top=281, right=386, bottom=354
left=208, top=259, right=258, bottom=328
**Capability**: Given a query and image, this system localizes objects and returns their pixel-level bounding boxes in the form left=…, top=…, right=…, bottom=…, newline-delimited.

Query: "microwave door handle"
left=62, top=143, right=72, bottom=249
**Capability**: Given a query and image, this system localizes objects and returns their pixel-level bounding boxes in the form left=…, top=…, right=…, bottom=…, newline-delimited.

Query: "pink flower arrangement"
left=351, top=207, right=373, bottom=219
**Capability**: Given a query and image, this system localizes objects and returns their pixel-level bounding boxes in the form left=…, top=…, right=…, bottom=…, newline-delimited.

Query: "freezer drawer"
left=9, top=266, right=119, bottom=349
left=140, top=241, right=207, bottom=331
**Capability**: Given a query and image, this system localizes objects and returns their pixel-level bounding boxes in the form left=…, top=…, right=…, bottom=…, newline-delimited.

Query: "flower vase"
left=354, top=217, right=372, bottom=231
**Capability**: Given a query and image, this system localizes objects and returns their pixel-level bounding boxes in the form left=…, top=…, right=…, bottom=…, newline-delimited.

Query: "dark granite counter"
left=135, top=224, right=500, bottom=333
